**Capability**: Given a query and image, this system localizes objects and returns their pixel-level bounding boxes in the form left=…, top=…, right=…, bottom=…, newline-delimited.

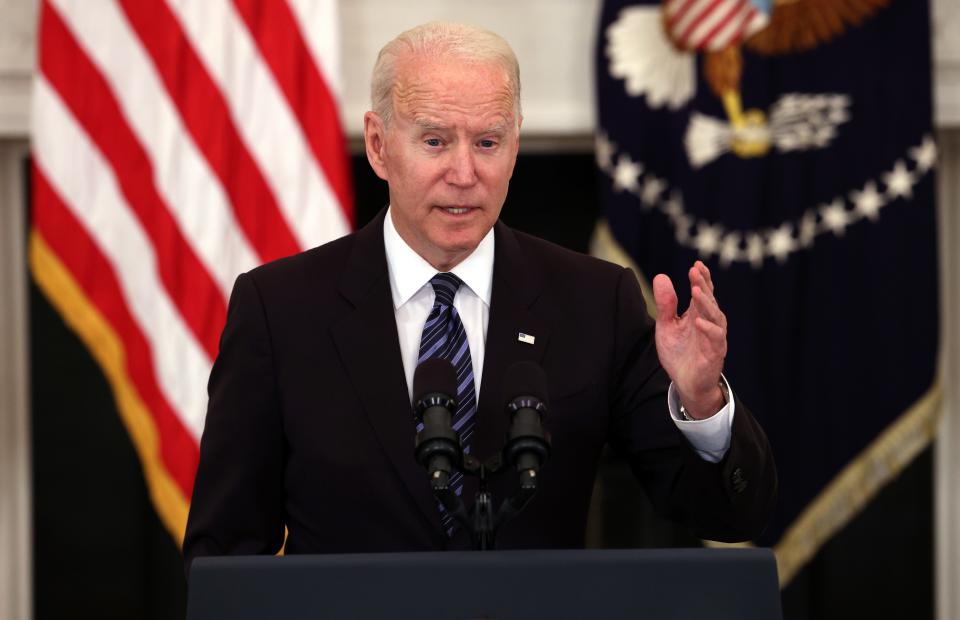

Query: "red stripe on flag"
left=39, top=2, right=225, bottom=360
left=116, top=0, right=303, bottom=262
left=729, top=5, right=760, bottom=47
left=32, top=163, right=199, bottom=499
left=678, top=0, right=728, bottom=48
left=667, top=0, right=702, bottom=30
left=233, top=0, right=354, bottom=227
left=700, top=1, right=751, bottom=50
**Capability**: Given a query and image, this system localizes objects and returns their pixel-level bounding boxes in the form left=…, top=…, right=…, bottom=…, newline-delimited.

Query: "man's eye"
left=424, top=138, right=442, bottom=147
left=479, top=139, right=497, bottom=148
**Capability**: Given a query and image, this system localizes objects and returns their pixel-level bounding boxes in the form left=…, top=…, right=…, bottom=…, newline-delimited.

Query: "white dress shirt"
left=382, top=208, right=734, bottom=462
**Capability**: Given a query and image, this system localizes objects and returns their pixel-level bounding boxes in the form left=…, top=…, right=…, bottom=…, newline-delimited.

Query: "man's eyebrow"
left=480, top=122, right=510, bottom=134
left=412, top=118, right=512, bottom=134
left=413, top=118, right=448, bottom=130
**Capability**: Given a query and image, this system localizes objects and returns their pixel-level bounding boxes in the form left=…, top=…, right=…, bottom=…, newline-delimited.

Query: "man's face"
left=364, top=54, right=521, bottom=270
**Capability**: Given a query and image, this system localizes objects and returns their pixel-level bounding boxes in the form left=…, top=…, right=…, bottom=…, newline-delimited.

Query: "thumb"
left=652, top=274, right=678, bottom=321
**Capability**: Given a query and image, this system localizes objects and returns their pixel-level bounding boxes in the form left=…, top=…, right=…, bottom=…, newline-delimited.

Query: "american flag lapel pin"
left=518, top=332, right=536, bottom=345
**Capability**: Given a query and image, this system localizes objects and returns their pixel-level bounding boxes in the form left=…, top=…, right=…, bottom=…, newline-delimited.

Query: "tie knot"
left=430, top=272, right=462, bottom=307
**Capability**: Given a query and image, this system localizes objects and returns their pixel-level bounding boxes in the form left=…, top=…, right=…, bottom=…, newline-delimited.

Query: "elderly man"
left=183, top=22, right=775, bottom=566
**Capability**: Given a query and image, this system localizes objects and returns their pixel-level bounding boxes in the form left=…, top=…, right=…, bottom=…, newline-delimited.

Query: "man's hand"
left=652, top=261, right=727, bottom=420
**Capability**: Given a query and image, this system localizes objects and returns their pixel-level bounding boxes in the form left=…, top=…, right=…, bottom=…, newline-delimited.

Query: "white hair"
left=370, top=21, right=522, bottom=125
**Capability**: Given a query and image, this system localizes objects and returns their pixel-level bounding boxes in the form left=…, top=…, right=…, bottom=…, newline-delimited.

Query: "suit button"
left=731, top=467, right=748, bottom=494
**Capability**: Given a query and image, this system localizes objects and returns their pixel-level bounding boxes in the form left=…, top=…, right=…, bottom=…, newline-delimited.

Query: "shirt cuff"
left=667, top=374, right=735, bottom=463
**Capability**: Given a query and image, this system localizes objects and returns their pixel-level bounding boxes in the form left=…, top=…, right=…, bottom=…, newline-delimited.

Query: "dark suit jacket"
left=183, top=211, right=776, bottom=567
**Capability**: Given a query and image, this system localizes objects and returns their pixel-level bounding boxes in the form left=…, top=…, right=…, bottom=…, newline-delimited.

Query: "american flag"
left=30, top=0, right=352, bottom=543
left=662, top=0, right=770, bottom=51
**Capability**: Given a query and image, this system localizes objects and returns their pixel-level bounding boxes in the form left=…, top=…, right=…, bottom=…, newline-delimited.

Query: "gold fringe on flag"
left=30, top=231, right=190, bottom=545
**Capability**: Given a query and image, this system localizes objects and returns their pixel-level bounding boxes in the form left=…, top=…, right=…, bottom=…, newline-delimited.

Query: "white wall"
left=339, top=0, right=602, bottom=137
left=0, top=0, right=36, bottom=137
left=936, top=128, right=960, bottom=620
left=932, top=0, right=960, bottom=127
left=0, top=5, right=37, bottom=620
left=0, top=139, right=30, bottom=620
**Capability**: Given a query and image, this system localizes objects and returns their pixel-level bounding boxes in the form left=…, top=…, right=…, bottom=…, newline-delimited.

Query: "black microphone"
left=502, top=361, right=551, bottom=476
left=413, top=358, right=462, bottom=487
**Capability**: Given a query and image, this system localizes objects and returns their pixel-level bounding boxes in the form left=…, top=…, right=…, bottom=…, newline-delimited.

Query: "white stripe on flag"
left=33, top=76, right=211, bottom=440
left=707, top=3, right=754, bottom=50
left=165, top=0, right=351, bottom=250
left=686, top=0, right=741, bottom=49
left=671, top=0, right=716, bottom=42
left=51, top=0, right=260, bottom=299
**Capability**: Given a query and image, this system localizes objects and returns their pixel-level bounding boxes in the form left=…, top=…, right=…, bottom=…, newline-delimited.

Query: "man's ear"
left=514, top=113, right=523, bottom=157
left=364, top=111, right=389, bottom=182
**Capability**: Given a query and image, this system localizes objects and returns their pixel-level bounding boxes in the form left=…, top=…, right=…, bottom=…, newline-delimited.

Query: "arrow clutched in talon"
left=721, top=90, right=771, bottom=158
left=685, top=92, right=851, bottom=169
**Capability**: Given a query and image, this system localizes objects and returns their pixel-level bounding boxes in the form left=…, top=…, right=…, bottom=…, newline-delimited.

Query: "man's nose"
left=444, top=144, right=478, bottom=187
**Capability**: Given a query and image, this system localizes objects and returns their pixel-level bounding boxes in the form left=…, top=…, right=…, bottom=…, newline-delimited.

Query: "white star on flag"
left=820, top=199, right=851, bottom=236
left=745, top=233, right=765, bottom=268
left=692, top=223, right=724, bottom=257
left=881, top=161, right=914, bottom=200
left=674, top=214, right=694, bottom=243
left=595, top=132, right=616, bottom=172
left=852, top=181, right=886, bottom=220
left=719, top=232, right=742, bottom=267
left=612, top=154, right=642, bottom=193
left=640, top=174, right=667, bottom=209
left=662, top=191, right=684, bottom=219
left=798, top=211, right=818, bottom=248
left=766, top=223, right=797, bottom=263
left=909, top=135, right=937, bottom=173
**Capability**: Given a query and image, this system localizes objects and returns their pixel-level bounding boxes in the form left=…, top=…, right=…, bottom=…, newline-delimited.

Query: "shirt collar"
left=383, top=206, right=495, bottom=310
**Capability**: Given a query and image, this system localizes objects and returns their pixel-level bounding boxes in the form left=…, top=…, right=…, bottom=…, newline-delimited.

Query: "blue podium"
left=187, top=548, right=782, bottom=619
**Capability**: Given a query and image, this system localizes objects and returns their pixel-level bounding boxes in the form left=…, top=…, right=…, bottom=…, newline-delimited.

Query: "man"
left=183, top=22, right=775, bottom=567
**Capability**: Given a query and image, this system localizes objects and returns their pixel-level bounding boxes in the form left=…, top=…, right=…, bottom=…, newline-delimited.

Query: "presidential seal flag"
left=594, top=0, right=940, bottom=585
left=30, top=0, right=353, bottom=544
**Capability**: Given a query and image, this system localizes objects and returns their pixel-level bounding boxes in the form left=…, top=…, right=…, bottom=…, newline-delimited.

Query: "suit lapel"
left=330, top=216, right=552, bottom=532
left=331, top=211, right=442, bottom=534
left=474, top=222, right=551, bottom=463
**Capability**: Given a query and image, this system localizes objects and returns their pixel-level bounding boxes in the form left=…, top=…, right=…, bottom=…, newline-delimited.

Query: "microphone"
left=502, top=361, right=551, bottom=476
left=413, top=358, right=462, bottom=487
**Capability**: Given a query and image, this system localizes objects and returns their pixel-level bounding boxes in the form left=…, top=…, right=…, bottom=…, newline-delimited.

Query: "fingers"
left=691, top=285, right=726, bottom=328
left=691, top=269, right=727, bottom=358
left=688, top=260, right=724, bottom=325
left=695, top=316, right=728, bottom=357
left=700, top=262, right=714, bottom=294
left=689, top=260, right=714, bottom=296
left=663, top=262, right=722, bottom=325
left=652, top=274, right=678, bottom=320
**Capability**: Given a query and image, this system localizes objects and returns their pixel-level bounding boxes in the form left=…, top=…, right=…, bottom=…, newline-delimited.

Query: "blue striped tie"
left=416, top=273, right=477, bottom=535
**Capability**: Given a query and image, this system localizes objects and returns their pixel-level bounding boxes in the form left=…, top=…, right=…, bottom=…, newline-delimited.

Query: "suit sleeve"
left=606, top=267, right=777, bottom=542
left=182, top=272, right=286, bottom=573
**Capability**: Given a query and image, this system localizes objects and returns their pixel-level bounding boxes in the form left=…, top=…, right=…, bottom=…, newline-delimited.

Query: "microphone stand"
left=430, top=451, right=540, bottom=551
left=414, top=360, right=550, bottom=551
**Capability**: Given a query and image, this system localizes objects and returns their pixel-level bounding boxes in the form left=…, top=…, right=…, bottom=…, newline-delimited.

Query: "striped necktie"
left=416, top=272, right=477, bottom=534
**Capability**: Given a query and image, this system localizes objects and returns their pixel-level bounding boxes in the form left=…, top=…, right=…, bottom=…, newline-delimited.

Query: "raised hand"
left=652, top=261, right=727, bottom=419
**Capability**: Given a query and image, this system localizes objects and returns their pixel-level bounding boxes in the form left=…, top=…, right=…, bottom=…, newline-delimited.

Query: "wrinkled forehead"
left=392, top=54, right=518, bottom=123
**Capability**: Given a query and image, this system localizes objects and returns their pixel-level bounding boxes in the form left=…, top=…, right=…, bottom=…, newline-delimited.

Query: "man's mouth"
left=442, top=206, right=473, bottom=215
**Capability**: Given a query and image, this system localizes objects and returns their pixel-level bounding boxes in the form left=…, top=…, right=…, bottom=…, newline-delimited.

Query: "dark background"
left=29, top=152, right=932, bottom=619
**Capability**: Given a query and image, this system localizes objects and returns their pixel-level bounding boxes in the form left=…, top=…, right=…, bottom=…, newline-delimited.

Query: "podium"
left=186, top=548, right=782, bottom=619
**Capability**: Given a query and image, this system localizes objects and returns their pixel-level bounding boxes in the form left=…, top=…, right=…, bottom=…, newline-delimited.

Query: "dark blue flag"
left=595, top=0, right=940, bottom=585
